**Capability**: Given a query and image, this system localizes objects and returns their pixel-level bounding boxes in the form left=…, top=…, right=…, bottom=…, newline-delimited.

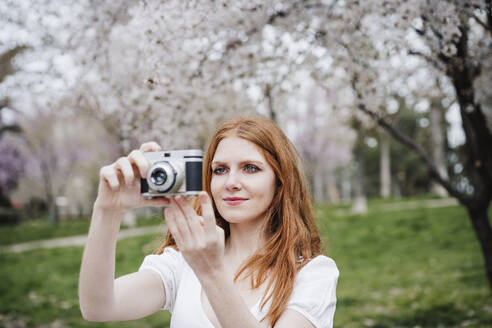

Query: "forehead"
left=212, top=137, right=266, bottom=162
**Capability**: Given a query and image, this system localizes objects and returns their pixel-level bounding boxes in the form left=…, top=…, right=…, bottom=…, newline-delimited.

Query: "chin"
left=224, top=217, right=256, bottom=224
left=219, top=211, right=264, bottom=225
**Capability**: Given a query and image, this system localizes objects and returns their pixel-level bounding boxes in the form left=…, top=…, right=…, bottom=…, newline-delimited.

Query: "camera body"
left=141, top=149, right=203, bottom=198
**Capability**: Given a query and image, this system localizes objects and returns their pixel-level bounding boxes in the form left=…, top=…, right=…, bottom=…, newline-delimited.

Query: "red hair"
left=155, top=116, right=322, bottom=325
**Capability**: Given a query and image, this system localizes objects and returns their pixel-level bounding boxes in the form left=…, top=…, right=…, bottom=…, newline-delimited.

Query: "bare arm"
left=79, top=206, right=165, bottom=321
left=78, top=142, right=170, bottom=322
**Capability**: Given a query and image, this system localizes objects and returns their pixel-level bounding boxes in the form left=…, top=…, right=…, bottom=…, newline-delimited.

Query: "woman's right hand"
left=94, top=141, right=170, bottom=212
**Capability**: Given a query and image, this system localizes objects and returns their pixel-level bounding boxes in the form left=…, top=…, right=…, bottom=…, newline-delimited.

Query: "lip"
left=224, top=197, right=248, bottom=206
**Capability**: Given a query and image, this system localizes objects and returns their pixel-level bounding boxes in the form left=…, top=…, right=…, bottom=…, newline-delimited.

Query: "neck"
left=225, top=218, right=266, bottom=266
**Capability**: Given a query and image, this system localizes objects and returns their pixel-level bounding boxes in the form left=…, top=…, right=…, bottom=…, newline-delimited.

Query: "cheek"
left=254, top=174, right=276, bottom=199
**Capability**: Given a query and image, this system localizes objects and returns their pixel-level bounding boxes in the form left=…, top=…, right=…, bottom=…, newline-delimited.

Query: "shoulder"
left=292, top=255, right=339, bottom=295
left=140, top=247, right=185, bottom=271
left=138, top=247, right=186, bottom=311
left=297, top=255, right=339, bottom=281
left=286, top=255, right=339, bottom=327
left=139, top=247, right=186, bottom=286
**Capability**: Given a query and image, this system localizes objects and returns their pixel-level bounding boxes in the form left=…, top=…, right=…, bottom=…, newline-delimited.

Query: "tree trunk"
left=264, top=84, right=277, bottom=123
left=379, top=129, right=391, bottom=198
left=352, top=162, right=367, bottom=214
left=430, top=98, right=448, bottom=197
left=48, top=197, right=59, bottom=225
left=327, top=174, right=341, bottom=204
left=448, top=25, right=492, bottom=289
left=40, top=159, right=58, bottom=224
left=467, top=205, right=492, bottom=290
left=313, top=165, right=324, bottom=203
left=341, top=177, right=352, bottom=202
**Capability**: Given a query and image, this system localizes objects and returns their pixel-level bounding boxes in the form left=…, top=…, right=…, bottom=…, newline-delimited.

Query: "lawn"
left=0, top=233, right=171, bottom=327
left=1, top=199, right=491, bottom=327
left=0, top=214, right=164, bottom=246
left=319, top=203, right=492, bottom=327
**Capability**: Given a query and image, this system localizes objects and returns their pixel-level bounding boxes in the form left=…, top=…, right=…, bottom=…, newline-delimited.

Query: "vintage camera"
left=141, top=149, right=203, bottom=198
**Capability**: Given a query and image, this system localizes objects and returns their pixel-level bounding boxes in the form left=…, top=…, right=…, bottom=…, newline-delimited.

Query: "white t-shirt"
left=139, top=247, right=339, bottom=328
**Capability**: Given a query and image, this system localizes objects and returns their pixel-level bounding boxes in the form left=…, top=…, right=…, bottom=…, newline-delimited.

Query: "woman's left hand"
left=165, top=192, right=225, bottom=278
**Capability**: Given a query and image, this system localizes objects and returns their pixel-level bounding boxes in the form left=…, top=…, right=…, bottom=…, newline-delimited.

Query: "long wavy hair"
left=155, top=116, right=322, bottom=325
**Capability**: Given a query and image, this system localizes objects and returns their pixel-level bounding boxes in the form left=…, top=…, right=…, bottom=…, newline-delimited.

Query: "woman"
left=79, top=116, right=339, bottom=328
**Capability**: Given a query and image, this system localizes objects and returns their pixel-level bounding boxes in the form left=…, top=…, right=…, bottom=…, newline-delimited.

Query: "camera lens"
left=146, top=160, right=180, bottom=193
left=151, top=168, right=167, bottom=186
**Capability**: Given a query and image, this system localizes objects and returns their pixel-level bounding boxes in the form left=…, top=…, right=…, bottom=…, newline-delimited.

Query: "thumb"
left=216, top=225, right=225, bottom=242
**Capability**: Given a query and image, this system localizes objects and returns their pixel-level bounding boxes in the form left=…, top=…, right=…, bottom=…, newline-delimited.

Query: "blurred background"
left=1, top=0, right=491, bottom=327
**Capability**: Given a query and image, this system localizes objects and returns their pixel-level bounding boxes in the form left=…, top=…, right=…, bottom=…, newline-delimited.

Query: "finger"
left=139, top=141, right=162, bottom=153
left=115, top=157, right=135, bottom=186
left=199, top=192, right=217, bottom=232
left=128, top=149, right=149, bottom=179
left=170, top=198, right=193, bottom=241
left=176, top=195, right=204, bottom=239
left=142, top=196, right=171, bottom=208
left=100, top=165, right=119, bottom=191
left=164, top=207, right=183, bottom=245
left=216, top=225, right=225, bottom=244
left=176, top=195, right=202, bottom=225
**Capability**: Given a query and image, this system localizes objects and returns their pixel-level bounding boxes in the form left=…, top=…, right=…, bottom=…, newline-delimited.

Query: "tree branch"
left=0, top=45, right=29, bottom=84
left=486, top=0, right=492, bottom=35
left=356, top=102, right=471, bottom=205
left=421, top=14, right=443, bottom=40
left=472, top=13, right=491, bottom=34
left=0, top=125, right=22, bottom=137
left=412, top=26, right=425, bottom=36
left=408, top=49, right=446, bottom=72
left=189, top=0, right=333, bottom=81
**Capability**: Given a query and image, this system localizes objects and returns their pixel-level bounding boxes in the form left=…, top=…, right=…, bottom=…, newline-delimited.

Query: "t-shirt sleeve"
left=138, top=247, right=184, bottom=312
left=286, top=256, right=339, bottom=328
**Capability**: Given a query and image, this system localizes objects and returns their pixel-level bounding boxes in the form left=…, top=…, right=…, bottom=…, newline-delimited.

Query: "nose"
left=225, top=169, right=241, bottom=191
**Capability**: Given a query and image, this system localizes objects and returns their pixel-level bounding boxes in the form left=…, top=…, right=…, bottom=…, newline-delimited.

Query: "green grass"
left=0, top=219, right=92, bottom=246
left=318, top=204, right=492, bottom=327
left=0, top=234, right=170, bottom=328
left=1, top=199, right=492, bottom=327
left=0, top=214, right=165, bottom=246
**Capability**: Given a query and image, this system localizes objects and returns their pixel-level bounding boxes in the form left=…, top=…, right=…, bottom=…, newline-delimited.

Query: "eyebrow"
left=211, top=160, right=265, bottom=167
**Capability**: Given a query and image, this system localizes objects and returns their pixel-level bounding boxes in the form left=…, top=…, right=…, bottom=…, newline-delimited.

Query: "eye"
left=212, top=166, right=228, bottom=175
left=244, top=164, right=260, bottom=173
